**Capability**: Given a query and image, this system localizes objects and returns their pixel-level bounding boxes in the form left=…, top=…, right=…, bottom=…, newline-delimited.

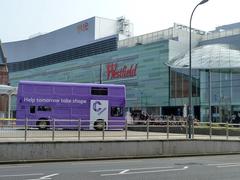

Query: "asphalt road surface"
left=1, top=155, right=240, bottom=180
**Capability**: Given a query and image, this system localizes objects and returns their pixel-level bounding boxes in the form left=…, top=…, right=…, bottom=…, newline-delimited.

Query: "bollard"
left=146, top=118, right=149, bottom=140
left=167, top=117, right=169, bottom=140
left=226, top=122, right=229, bottom=140
left=125, top=119, right=128, bottom=140
left=192, top=121, right=195, bottom=139
left=102, top=121, right=105, bottom=141
left=52, top=118, right=55, bottom=141
left=24, top=118, right=28, bottom=142
left=78, top=119, right=81, bottom=141
left=210, top=121, right=212, bottom=140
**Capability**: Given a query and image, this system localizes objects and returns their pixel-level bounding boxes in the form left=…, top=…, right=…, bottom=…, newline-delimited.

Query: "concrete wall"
left=0, top=140, right=240, bottom=163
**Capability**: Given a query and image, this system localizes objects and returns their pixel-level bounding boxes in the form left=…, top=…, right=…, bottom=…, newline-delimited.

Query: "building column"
left=208, top=70, right=211, bottom=123
left=159, top=107, right=162, bottom=116
left=8, top=94, right=11, bottom=118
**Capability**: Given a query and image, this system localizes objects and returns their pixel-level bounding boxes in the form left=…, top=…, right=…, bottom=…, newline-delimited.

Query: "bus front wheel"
left=37, top=120, right=49, bottom=130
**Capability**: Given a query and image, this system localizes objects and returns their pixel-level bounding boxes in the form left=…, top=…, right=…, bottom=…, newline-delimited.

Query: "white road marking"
left=26, top=173, right=59, bottom=180
left=217, top=164, right=240, bottom=168
left=119, top=169, right=129, bottom=174
left=207, top=163, right=240, bottom=166
left=101, top=166, right=188, bottom=176
left=90, top=168, right=128, bottom=173
left=90, top=166, right=173, bottom=173
left=0, top=173, right=44, bottom=178
left=207, top=162, right=240, bottom=168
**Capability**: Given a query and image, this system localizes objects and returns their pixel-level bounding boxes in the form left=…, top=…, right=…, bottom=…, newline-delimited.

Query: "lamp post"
left=99, top=64, right=102, bottom=84
left=188, top=0, right=209, bottom=139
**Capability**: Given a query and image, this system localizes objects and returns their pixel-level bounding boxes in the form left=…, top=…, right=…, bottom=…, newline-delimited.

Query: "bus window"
left=30, top=106, right=35, bottom=113
left=37, top=106, right=52, bottom=112
left=91, top=87, right=108, bottom=95
left=111, top=106, right=123, bottom=117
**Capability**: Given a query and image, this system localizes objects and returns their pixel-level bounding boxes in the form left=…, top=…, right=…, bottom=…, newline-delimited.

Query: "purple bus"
left=16, top=81, right=126, bottom=130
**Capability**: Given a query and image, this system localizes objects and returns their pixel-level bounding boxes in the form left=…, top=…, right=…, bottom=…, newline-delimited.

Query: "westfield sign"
left=106, top=63, right=137, bottom=80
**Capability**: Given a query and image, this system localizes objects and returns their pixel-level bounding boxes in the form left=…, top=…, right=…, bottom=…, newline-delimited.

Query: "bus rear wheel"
left=37, top=120, right=49, bottom=130
left=94, top=119, right=106, bottom=131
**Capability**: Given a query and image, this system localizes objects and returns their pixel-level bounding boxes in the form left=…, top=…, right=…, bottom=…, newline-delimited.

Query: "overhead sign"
left=106, top=63, right=137, bottom=80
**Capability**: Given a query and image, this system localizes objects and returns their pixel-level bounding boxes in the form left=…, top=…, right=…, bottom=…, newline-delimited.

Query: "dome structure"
left=168, top=44, right=240, bottom=69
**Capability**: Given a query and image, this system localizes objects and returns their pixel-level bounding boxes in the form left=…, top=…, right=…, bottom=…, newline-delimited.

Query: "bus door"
left=90, top=100, right=109, bottom=130
left=27, top=105, right=37, bottom=126
left=36, top=105, right=52, bottom=122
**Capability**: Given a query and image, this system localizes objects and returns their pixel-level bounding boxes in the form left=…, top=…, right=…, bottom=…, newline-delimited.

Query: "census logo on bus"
left=93, top=101, right=101, bottom=112
left=92, top=101, right=107, bottom=115
left=90, top=100, right=108, bottom=129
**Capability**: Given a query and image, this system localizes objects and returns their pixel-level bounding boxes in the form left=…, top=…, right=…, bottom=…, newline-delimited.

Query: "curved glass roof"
left=168, top=44, right=240, bottom=69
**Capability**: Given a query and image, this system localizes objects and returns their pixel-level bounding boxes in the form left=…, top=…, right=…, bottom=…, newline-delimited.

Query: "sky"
left=0, top=0, right=240, bottom=42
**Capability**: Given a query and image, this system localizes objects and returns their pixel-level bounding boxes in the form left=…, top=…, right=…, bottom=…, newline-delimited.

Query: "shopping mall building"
left=1, top=16, right=240, bottom=122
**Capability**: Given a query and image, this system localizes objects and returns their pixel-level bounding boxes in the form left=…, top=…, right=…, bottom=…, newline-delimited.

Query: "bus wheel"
left=37, top=120, right=49, bottom=130
left=94, top=119, right=106, bottom=131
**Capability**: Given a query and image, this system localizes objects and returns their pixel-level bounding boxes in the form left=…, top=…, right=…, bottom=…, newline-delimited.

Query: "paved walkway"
left=0, top=128, right=239, bottom=142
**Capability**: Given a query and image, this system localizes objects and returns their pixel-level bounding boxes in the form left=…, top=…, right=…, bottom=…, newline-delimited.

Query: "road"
left=1, top=155, right=240, bottom=180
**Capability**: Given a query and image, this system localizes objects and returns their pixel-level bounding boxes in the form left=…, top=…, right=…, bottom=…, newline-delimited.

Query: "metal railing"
left=202, top=28, right=240, bottom=41
left=0, top=118, right=240, bottom=142
left=118, top=27, right=174, bottom=48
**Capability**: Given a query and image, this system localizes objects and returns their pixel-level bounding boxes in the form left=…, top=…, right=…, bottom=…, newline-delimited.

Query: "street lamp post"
left=188, top=0, right=209, bottom=139
left=99, top=64, right=102, bottom=84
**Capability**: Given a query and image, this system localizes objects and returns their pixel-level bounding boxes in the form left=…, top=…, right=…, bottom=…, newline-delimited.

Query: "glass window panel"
left=221, top=70, right=231, bottom=100
left=200, top=70, right=209, bottom=104
left=211, top=71, right=220, bottom=104
left=232, top=70, right=240, bottom=103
